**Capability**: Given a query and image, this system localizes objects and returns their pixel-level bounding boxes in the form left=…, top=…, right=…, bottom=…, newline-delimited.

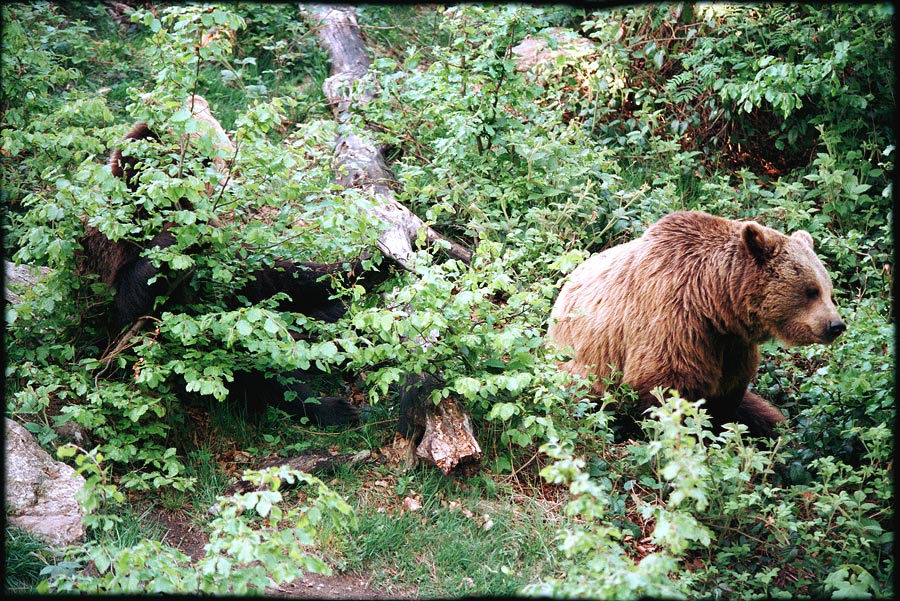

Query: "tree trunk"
left=304, top=4, right=482, bottom=476
left=304, top=4, right=473, bottom=269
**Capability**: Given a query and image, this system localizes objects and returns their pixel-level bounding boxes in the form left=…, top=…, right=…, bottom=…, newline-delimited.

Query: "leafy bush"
left=0, top=4, right=113, bottom=216
left=529, top=392, right=893, bottom=599
left=5, top=4, right=379, bottom=495
left=362, top=5, right=652, bottom=253
left=39, top=466, right=355, bottom=594
left=577, top=4, right=894, bottom=174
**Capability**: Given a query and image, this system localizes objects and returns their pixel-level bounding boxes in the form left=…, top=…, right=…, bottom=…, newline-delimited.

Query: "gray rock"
left=4, top=260, right=52, bottom=304
left=5, top=418, right=86, bottom=546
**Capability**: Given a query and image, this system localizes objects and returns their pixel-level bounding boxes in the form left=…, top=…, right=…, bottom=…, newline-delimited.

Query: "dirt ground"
left=267, top=573, right=401, bottom=599
left=151, top=504, right=410, bottom=598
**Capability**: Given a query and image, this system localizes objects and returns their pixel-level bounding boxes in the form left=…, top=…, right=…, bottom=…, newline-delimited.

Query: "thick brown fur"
left=76, top=122, right=162, bottom=285
left=547, top=211, right=845, bottom=437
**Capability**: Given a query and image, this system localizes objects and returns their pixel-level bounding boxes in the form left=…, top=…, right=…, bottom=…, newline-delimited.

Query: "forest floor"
left=151, top=504, right=410, bottom=598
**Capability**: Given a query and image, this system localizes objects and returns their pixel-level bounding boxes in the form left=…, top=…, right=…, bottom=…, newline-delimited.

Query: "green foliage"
left=127, top=5, right=247, bottom=121
left=579, top=4, right=894, bottom=170
left=339, top=242, right=598, bottom=469
left=56, top=444, right=126, bottom=531
left=756, top=297, right=894, bottom=463
left=0, top=3, right=123, bottom=211
left=39, top=466, right=354, bottom=594
left=362, top=5, right=647, bottom=252
left=530, top=393, right=893, bottom=599
left=5, top=3, right=375, bottom=496
left=231, top=3, right=329, bottom=113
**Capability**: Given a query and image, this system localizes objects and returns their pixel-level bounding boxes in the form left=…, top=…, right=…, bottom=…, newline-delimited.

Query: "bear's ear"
left=742, top=221, right=779, bottom=264
left=790, top=230, right=814, bottom=249
left=109, top=122, right=160, bottom=190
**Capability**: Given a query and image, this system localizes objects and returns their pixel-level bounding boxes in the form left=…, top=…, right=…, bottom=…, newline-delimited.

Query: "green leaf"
left=256, top=496, right=272, bottom=517
left=490, top=402, right=518, bottom=421
left=235, top=319, right=252, bottom=337
left=57, top=445, right=78, bottom=459
left=264, top=318, right=280, bottom=335
left=170, top=254, right=194, bottom=270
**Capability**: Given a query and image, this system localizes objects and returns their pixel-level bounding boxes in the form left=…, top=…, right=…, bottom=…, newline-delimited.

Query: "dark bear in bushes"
left=80, top=122, right=393, bottom=426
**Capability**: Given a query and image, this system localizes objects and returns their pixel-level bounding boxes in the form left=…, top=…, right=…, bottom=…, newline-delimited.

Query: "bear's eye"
left=805, top=286, right=820, bottom=300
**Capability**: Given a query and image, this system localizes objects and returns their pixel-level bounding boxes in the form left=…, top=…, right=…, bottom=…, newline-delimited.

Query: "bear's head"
left=742, top=221, right=845, bottom=346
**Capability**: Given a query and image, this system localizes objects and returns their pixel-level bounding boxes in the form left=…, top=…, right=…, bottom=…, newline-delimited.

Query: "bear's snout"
left=824, top=319, right=846, bottom=342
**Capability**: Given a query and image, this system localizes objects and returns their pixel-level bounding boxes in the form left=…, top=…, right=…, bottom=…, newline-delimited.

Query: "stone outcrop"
left=4, top=260, right=51, bottom=304
left=5, top=418, right=86, bottom=546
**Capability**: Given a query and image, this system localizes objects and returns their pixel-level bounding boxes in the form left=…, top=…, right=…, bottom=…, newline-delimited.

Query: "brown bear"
left=547, top=210, right=845, bottom=437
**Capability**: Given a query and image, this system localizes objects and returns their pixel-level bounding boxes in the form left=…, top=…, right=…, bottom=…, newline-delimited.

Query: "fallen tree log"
left=304, top=4, right=482, bottom=476
left=304, top=4, right=473, bottom=269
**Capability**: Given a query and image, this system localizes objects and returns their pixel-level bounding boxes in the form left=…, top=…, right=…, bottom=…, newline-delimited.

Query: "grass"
left=52, top=396, right=567, bottom=597
left=317, top=463, right=568, bottom=597
left=140, top=399, right=568, bottom=598
left=89, top=504, right=166, bottom=549
left=3, top=528, right=58, bottom=594
left=155, top=444, right=234, bottom=517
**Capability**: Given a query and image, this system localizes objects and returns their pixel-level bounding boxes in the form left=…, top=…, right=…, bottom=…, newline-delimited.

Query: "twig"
left=212, top=137, right=241, bottom=210
left=95, top=316, right=156, bottom=385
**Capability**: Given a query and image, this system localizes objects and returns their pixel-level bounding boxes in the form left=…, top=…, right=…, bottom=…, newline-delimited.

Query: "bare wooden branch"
left=100, top=317, right=149, bottom=363
left=303, top=4, right=473, bottom=268
left=187, top=94, right=236, bottom=178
